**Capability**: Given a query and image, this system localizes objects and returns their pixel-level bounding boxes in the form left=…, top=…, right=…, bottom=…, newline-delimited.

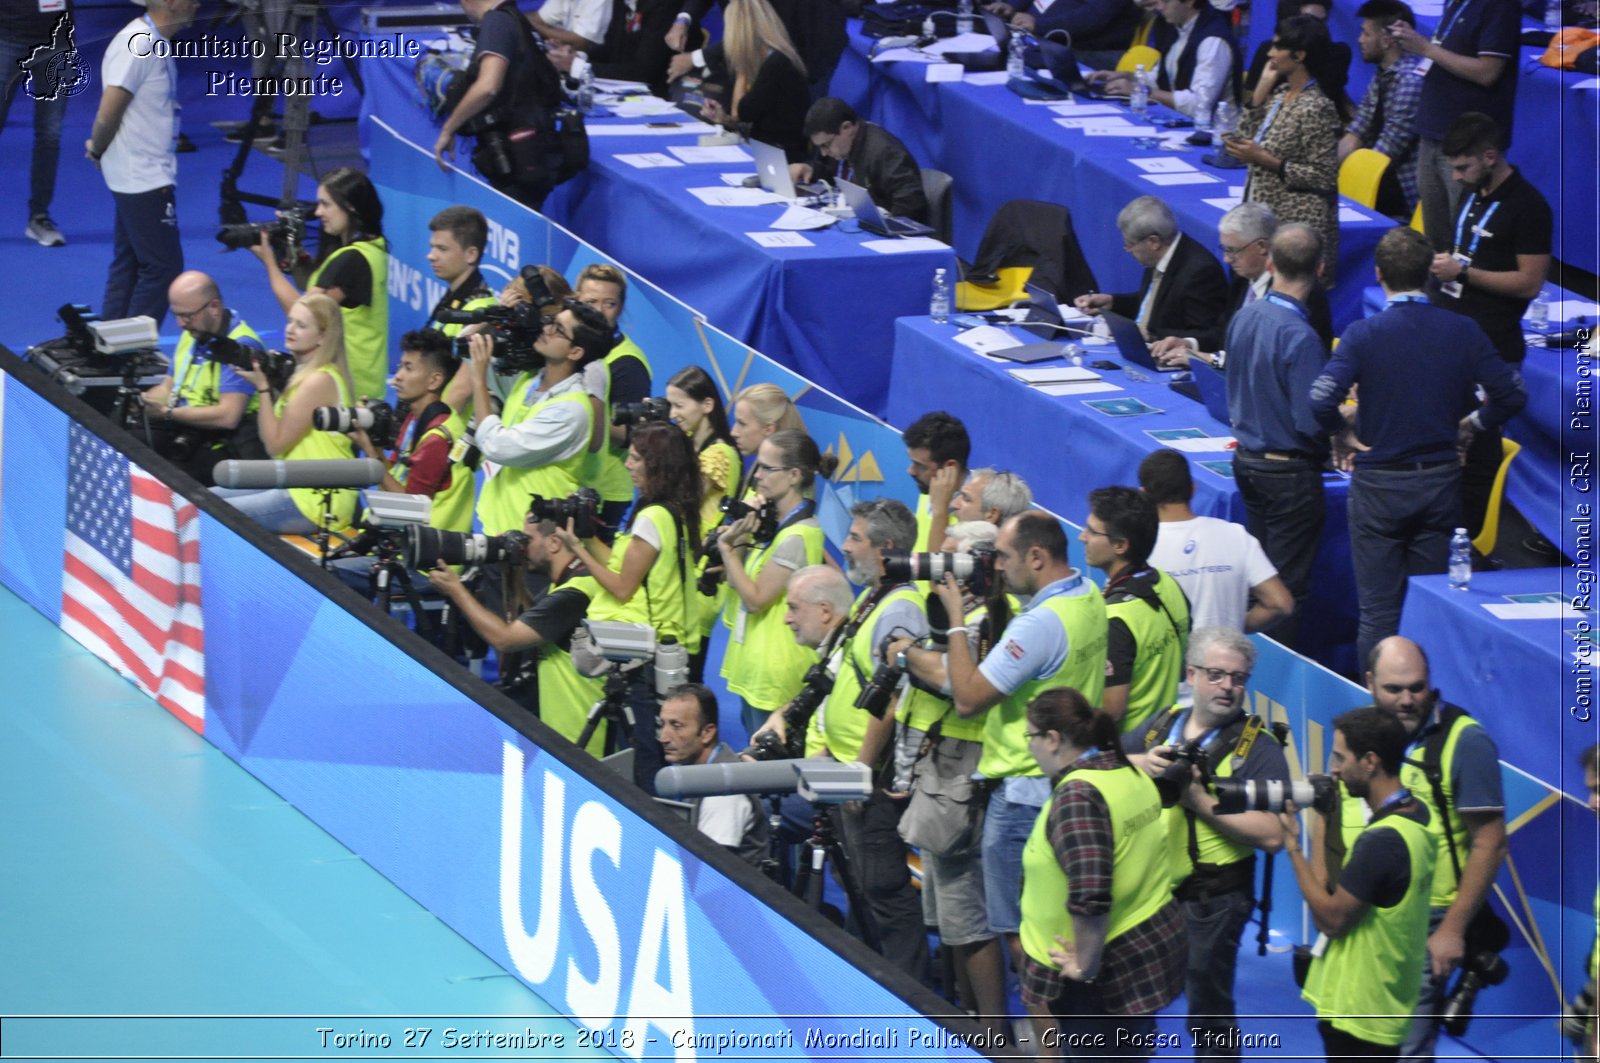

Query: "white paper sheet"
left=1483, top=602, right=1588, bottom=620
left=769, top=205, right=838, bottom=230
left=926, top=32, right=999, bottom=53
left=1574, top=77, right=1600, bottom=90
left=1055, top=116, right=1134, bottom=130
left=686, top=186, right=784, bottom=207
left=863, top=236, right=949, bottom=254
left=1131, top=156, right=1196, bottom=173
left=613, top=152, right=684, bottom=169
left=1228, top=185, right=1246, bottom=198
left=1048, top=103, right=1126, bottom=117
left=747, top=231, right=815, bottom=248
left=954, top=325, right=1025, bottom=354
left=1037, top=381, right=1125, bottom=396
left=871, top=47, right=942, bottom=63
left=965, top=70, right=1012, bottom=86
left=588, top=122, right=706, bottom=137
left=612, top=96, right=684, bottom=117
left=1081, top=125, right=1162, bottom=137
left=1143, top=172, right=1221, bottom=186
left=720, top=172, right=754, bottom=186
left=1338, top=205, right=1374, bottom=222
left=1008, top=366, right=1103, bottom=384
left=594, top=77, right=651, bottom=93
left=1163, top=436, right=1238, bottom=453
left=926, top=63, right=966, bottom=82
left=670, top=144, right=755, bottom=164
left=1202, top=196, right=1242, bottom=210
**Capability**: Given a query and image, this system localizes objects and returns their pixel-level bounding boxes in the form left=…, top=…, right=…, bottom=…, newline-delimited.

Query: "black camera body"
left=528, top=487, right=602, bottom=540
left=436, top=299, right=545, bottom=374
left=721, top=496, right=779, bottom=543
left=853, top=636, right=905, bottom=720
left=881, top=542, right=999, bottom=596
left=613, top=396, right=672, bottom=428
left=1439, top=915, right=1512, bottom=1037
left=207, top=335, right=296, bottom=395
left=312, top=400, right=399, bottom=450
left=216, top=207, right=307, bottom=271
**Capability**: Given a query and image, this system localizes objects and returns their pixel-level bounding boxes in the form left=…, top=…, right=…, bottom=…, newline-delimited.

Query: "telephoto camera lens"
left=1211, top=774, right=1339, bottom=815
left=405, top=526, right=525, bottom=568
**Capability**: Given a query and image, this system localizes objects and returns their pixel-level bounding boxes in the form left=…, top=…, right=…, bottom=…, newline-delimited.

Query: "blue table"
left=832, top=23, right=1395, bottom=331
left=886, top=315, right=1359, bottom=673
left=1400, top=568, right=1592, bottom=795
left=360, top=36, right=955, bottom=416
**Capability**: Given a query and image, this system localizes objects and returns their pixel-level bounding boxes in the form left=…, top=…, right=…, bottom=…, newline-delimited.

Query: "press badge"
left=39, top=0, right=66, bottom=12
left=1439, top=252, right=1470, bottom=298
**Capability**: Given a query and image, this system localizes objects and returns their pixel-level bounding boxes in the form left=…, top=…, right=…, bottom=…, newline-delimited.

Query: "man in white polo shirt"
left=87, top=0, right=197, bottom=325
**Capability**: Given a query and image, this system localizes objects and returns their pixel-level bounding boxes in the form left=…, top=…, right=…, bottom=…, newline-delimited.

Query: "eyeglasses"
left=1197, top=667, right=1252, bottom=687
left=542, top=318, right=572, bottom=341
left=171, top=301, right=213, bottom=321
left=753, top=461, right=792, bottom=475
left=1081, top=524, right=1116, bottom=539
left=1219, top=238, right=1264, bottom=260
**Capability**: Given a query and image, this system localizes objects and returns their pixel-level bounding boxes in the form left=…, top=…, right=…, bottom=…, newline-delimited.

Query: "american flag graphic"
left=60, top=424, right=205, bottom=733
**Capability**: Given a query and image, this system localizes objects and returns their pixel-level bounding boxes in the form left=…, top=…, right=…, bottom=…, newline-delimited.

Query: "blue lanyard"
left=1377, top=787, right=1413, bottom=813
left=1386, top=293, right=1429, bottom=307
left=1432, top=0, right=1472, bottom=44
left=1452, top=194, right=1501, bottom=259
left=1264, top=291, right=1310, bottom=322
left=1025, top=571, right=1086, bottom=611
left=1253, top=80, right=1315, bottom=145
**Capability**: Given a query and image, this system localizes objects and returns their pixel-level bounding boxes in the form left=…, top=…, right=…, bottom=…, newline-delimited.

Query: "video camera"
left=435, top=300, right=545, bottom=375
left=567, top=620, right=689, bottom=698
left=612, top=396, right=671, bottom=428
left=527, top=487, right=602, bottom=540
left=881, top=542, right=998, bottom=596
left=25, top=303, right=167, bottom=400
left=216, top=206, right=307, bottom=272
left=313, top=400, right=399, bottom=450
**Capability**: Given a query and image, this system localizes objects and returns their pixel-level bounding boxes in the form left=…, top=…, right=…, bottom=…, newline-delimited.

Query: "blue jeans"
left=0, top=31, right=68, bottom=218
left=982, top=778, right=1051, bottom=934
left=211, top=487, right=319, bottom=534
left=1400, top=907, right=1448, bottom=1063
left=1349, top=463, right=1460, bottom=666
left=104, top=185, right=184, bottom=325
left=1233, top=452, right=1325, bottom=646
left=1182, top=887, right=1256, bottom=1062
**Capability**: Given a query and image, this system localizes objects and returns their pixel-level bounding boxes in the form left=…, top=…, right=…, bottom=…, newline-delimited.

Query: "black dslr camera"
left=207, top=335, right=297, bottom=395
left=216, top=206, right=307, bottom=272
left=881, top=542, right=999, bottom=596
left=528, top=487, right=602, bottom=540
left=695, top=496, right=779, bottom=595
left=854, top=636, right=905, bottom=720
left=313, top=400, right=399, bottom=450
left=741, top=661, right=833, bottom=760
left=1439, top=915, right=1511, bottom=1037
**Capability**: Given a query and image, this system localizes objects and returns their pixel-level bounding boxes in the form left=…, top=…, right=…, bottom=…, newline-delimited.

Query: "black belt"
left=1361, top=459, right=1456, bottom=472
left=1235, top=448, right=1317, bottom=462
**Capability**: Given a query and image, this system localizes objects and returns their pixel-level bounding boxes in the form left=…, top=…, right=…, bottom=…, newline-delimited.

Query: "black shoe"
left=224, top=123, right=279, bottom=144
left=176, top=132, right=197, bottom=153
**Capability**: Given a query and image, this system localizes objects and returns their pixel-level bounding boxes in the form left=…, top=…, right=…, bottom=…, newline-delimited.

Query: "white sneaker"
left=26, top=215, right=65, bottom=247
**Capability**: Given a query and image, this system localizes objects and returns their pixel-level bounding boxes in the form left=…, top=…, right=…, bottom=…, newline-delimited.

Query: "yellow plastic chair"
left=1338, top=148, right=1391, bottom=209
left=1117, top=44, right=1161, bottom=73
left=1472, top=437, right=1523, bottom=556
left=1409, top=201, right=1424, bottom=233
left=956, top=266, right=1034, bottom=311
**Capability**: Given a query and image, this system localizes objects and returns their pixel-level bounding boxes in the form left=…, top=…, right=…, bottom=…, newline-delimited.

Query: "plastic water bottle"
left=653, top=636, right=689, bottom=697
left=1448, top=528, right=1473, bottom=590
left=1130, top=65, right=1150, bottom=121
left=957, top=0, right=975, bottom=35
left=1529, top=288, right=1551, bottom=334
left=1546, top=0, right=1563, bottom=32
left=1007, top=33, right=1027, bottom=80
left=922, top=15, right=936, bottom=37
left=577, top=63, right=595, bottom=116
left=1067, top=342, right=1085, bottom=368
left=930, top=268, right=951, bottom=324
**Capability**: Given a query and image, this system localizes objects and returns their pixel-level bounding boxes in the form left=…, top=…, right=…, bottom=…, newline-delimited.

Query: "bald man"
left=141, top=271, right=267, bottom=484
left=1365, top=635, right=1506, bottom=1063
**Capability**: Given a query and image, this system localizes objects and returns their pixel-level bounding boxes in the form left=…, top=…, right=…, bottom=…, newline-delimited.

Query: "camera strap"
left=1404, top=704, right=1471, bottom=882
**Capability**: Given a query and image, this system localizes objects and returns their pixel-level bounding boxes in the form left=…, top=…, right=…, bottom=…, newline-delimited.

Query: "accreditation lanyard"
left=1264, top=291, right=1310, bottom=322
left=1163, top=710, right=1228, bottom=754
left=1375, top=787, right=1414, bottom=816
left=1431, top=0, right=1472, bottom=44
left=1452, top=194, right=1501, bottom=260
left=1385, top=293, right=1430, bottom=308
left=1023, top=570, right=1085, bottom=612
left=1253, top=80, right=1315, bottom=146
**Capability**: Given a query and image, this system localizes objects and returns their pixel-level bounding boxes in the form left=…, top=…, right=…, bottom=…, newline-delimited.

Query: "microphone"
left=213, top=458, right=386, bottom=490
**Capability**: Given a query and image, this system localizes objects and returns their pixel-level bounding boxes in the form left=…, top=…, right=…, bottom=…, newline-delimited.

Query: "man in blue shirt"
left=1310, top=226, right=1524, bottom=663
left=1224, top=223, right=1327, bottom=649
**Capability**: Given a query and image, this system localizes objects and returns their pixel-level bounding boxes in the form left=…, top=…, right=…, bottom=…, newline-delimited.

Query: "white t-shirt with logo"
left=1149, top=516, right=1277, bottom=633
left=100, top=16, right=178, bottom=194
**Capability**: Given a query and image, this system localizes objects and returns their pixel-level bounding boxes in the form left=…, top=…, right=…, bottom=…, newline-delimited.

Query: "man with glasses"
left=1363, top=635, right=1505, bottom=1063
left=1073, top=195, right=1226, bottom=343
left=139, top=271, right=266, bottom=484
left=1129, top=626, right=1289, bottom=1061
left=788, top=97, right=926, bottom=222
left=470, top=299, right=613, bottom=535
left=1152, top=203, right=1332, bottom=367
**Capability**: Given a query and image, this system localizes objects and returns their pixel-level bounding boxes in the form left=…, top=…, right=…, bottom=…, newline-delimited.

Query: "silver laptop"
left=750, top=139, right=800, bottom=199
left=838, top=178, right=935, bottom=239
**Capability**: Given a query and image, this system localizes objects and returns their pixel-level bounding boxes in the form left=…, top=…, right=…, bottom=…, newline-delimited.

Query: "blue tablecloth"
left=361, top=35, right=955, bottom=416
left=833, top=24, right=1394, bottom=331
left=886, top=316, right=1358, bottom=673
left=1400, top=568, right=1591, bottom=795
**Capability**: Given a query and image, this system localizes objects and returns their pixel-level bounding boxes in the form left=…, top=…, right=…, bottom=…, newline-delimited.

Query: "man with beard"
left=903, top=410, right=971, bottom=552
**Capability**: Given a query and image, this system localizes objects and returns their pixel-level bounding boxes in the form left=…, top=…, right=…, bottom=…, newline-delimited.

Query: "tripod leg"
left=825, top=829, right=884, bottom=953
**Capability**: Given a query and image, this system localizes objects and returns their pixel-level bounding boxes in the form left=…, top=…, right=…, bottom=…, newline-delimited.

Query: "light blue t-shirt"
left=976, top=574, right=1093, bottom=695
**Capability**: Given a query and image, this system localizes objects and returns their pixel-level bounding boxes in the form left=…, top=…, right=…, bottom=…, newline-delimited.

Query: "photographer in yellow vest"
left=1019, top=686, right=1186, bottom=1059
left=250, top=167, right=389, bottom=403
left=1282, top=706, right=1437, bottom=1062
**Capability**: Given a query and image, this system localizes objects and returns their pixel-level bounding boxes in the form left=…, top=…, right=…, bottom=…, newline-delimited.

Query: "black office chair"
left=921, top=168, right=954, bottom=245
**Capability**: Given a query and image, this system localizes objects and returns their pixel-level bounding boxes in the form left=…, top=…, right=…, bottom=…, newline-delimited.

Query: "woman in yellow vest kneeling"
left=1019, top=687, right=1188, bottom=1059
left=215, top=294, right=359, bottom=535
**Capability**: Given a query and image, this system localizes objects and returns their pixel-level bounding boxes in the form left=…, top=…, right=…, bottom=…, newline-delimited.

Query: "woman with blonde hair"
left=215, top=293, right=360, bottom=534
left=699, top=0, right=809, bottom=161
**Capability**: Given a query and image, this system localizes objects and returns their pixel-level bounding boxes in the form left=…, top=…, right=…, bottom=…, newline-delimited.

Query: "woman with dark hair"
left=1019, top=687, right=1187, bottom=1060
left=667, top=366, right=739, bottom=678
left=718, top=429, right=837, bottom=737
left=250, top=166, right=390, bottom=402
left=558, top=422, right=702, bottom=790
left=1223, top=15, right=1342, bottom=283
